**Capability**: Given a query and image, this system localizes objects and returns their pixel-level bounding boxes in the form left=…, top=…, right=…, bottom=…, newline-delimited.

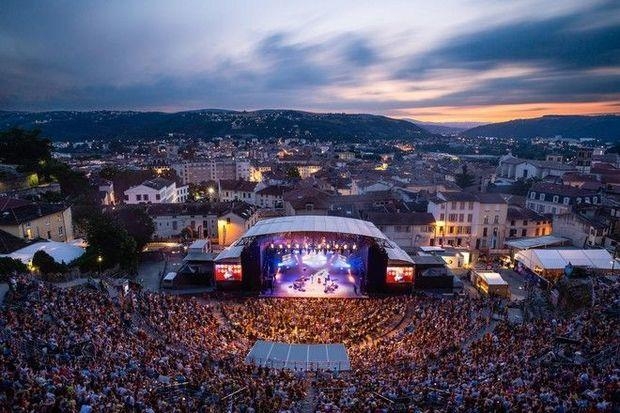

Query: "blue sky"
left=1, top=0, right=619, bottom=121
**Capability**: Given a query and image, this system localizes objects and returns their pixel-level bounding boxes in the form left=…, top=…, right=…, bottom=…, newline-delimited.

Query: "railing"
left=373, top=392, right=394, bottom=404
left=221, top=386, right=248, bottom=402
left=246, top=357, right=346, bottom=371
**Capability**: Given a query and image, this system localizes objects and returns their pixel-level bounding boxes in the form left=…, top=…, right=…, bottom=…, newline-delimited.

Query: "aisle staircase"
left=367, top=302, right=418, bottom=345
left=461, top=319, right=498, bottom=350
left=300, top=377, right=319, bottom=413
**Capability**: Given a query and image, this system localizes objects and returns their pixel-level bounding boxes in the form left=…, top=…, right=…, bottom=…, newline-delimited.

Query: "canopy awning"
left=515, top=248, right=616, bottom=270
left=505, top=235, right=568, bottom=250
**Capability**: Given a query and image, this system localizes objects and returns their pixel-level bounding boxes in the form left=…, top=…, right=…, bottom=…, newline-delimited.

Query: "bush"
left=0, top=257, right=28, bottom=280
left=32, top=250, right=67, bottom=275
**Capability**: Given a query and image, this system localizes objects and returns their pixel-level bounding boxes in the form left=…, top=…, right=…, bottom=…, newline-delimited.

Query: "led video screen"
left=386, top=266, right=413, bottom=284
left=215, top=264, right=243, bottom=281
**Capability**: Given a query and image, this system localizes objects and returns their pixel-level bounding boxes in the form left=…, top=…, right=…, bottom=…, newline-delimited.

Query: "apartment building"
left=124, top=178, right=188, bottom=204
left=427, top=192, right=508, bottom=250
left=0, top=197, right=73, bottom=242
left=526, top=182, right=600, bottom=215
left=173, top=160, right=250, bottom=185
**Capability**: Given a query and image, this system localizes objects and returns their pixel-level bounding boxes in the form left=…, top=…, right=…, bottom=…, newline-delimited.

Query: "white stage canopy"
left=515, top=248, right=617, bottom=271
left=215, top=215, right=413, bottom=264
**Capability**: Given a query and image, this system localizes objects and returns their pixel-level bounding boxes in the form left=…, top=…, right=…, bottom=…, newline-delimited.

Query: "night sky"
left=1, top=0, right=619, bottom=121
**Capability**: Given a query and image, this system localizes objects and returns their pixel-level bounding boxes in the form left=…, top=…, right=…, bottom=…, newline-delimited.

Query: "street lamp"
left=97, top=255, right=103, bottom=276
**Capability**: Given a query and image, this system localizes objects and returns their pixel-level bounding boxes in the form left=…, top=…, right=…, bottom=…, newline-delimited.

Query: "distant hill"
left=405, top=119, right=485, bottom=135
left=0, top=109, right=432, bottom=142
left=461, top=115, right=620, bottom=140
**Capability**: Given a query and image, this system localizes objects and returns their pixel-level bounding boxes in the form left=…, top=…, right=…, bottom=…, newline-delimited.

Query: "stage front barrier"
left=245, top=340, right=351, bottom=372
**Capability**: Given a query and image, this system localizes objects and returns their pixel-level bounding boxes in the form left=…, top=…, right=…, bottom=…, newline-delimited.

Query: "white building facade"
left=124, top=178, right=188, bottom=204
left=427, top=192, right=508, bottom=250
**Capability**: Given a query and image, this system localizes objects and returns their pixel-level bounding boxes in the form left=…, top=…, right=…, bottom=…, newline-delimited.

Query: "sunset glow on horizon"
left=388, top=101, right=620, bottom=123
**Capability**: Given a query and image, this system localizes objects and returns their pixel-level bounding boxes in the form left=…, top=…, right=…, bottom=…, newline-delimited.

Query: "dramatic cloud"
left=0, top=0, right=618, bottom=121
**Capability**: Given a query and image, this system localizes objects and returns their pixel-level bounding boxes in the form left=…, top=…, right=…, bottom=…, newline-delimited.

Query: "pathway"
left=462, top=318, right=498, bottom=350
left=300, top=377, right=319, bottom=413
left=0, top=283, right=8, bottom=304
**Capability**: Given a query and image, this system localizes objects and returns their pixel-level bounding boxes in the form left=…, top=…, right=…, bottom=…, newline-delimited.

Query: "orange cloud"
left=389, top=101, right=620, bottom=123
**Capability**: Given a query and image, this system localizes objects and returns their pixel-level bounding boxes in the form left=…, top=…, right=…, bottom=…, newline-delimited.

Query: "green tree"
left=112, top=206, right=155, bottom=252
left=454, top=164, right=476, bottom=188
left=32, top=250, right=66, bottom=275
left=286, top=166, right=301, bottom=179
left=84, top=214, right=137, bottom=272
left=40, top=159, right=94, bottom=202
left=0, top=128, right=52, bottom=172
left=0, top=257, right=28, bottom=277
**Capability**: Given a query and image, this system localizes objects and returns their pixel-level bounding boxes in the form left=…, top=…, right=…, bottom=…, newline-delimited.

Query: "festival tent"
left=515, top=248, right=616, bottom=275
left=1, top=241, right=85, bottom=265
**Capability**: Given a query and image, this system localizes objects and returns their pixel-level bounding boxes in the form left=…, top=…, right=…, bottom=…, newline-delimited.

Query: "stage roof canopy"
left=243, top=215, right=387, bottom=240
left=215, top=215, right=414, bottom=264
left=246, top=340, right=350, bottom=371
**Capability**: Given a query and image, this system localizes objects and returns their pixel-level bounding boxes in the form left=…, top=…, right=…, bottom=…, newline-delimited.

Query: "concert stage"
left=263, top=250, right=361, bottom=298
left=264, top=270, right=360, bottom=298
left=214, top=216, right=416, bottom=294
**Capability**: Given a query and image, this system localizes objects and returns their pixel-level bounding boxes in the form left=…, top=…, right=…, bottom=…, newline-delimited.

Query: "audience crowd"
left=0, top=274, right=618, bottom=412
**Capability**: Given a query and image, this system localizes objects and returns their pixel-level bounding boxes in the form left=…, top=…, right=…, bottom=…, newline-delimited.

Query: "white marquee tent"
left=515, top=248, right=617, bottom=271
left=1, top=241, right=85, bottom=265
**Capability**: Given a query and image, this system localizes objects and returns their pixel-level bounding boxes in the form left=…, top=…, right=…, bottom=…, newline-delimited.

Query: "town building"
left=0, top=197, right=73, bottom=242
left=553, top=208, right=611, bottom=248
left=124, top=178, right=188, bottom=204
left=172, top=160, right=251, bottom=185
left=427, top=192, right=508, bottom=250
left=283, top=186, right=333, bottom=216
left=526, top=182, right=600, bottom=215
left=365, top=211, right=435, bottom=252
left=147, top=201, right=258, bottom=246
left=254, top=185, right=288, bottom=209
left=218, top=180, right=258, bottom=204
left=505, top=205, right=552, bottom=239
left=97, top=179, right=116, bottom=206
left=497, top=153, right=575, bottom=181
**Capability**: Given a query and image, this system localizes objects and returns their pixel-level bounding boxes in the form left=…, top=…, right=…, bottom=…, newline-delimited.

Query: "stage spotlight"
left=279, top=244, right=283, bottom=249
left=270, top=243, right=274, bottom=249
left=343, top=244, right=348, bottom=250
left=352, top=244, right=357, bottom=250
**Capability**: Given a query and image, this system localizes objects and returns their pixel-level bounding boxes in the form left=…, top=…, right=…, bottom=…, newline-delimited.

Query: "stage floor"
left=264, top=269, right=361, bottom=298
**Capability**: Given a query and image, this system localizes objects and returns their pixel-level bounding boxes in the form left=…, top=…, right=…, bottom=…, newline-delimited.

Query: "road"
left=137, top=254, right=184, bottom=292
left=498, top=269, right=528, bottom=301
left=453, top=267, right=528, bottom=302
